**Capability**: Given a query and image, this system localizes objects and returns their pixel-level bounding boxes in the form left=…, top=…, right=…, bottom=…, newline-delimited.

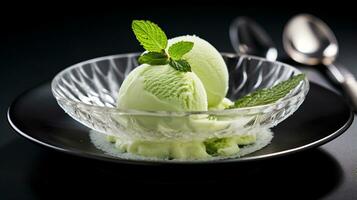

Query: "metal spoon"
left=229, top=17, right=278, bottom=61
left=283, top=14, right=357, bottom=111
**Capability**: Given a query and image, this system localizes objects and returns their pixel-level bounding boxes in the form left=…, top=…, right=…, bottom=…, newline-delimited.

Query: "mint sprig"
left=132, top=20, right=168, bottom=53
left=168, top=41, right=194, bottom=60
left=138, top=52, right=169, bottom=65
left=230, top=74, right=306, bottom=108
left=132, top=20, right=194, bottom=72
left=169, top=59, right=191, bottom=72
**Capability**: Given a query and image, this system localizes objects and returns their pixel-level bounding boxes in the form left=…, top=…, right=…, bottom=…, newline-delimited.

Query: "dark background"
left=1, top=3, right=357, bottom=199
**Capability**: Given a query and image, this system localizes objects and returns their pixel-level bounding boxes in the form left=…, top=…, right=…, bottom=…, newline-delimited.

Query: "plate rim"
left=7, top=82, right=354, bottom=165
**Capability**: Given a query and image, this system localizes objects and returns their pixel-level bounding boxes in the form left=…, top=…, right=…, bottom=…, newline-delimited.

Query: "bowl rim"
left=51, top=52, right=309, bottom=116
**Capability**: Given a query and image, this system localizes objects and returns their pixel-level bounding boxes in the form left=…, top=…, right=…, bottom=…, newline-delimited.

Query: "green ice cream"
left=209, top=98, right=234, bottom=110
left=168, top=35, right=229, bottom=108
left=115, top=62, right=248, bottom=160
left=112, top=21, right=258, bottom=160
left=117, top=64, right=207, bottom=112
left=106, top=132, right=257, bottom=160
left=113, top=138, right=210, bottom=159
left=116, top=63, right=212, bottom=135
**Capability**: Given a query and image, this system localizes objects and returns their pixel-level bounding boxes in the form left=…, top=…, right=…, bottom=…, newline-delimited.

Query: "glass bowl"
left=51, top=53, right=309, bottom=142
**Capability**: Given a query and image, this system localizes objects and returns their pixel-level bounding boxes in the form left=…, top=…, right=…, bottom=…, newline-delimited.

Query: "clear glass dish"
left=51, top=53, right=309, bottom=142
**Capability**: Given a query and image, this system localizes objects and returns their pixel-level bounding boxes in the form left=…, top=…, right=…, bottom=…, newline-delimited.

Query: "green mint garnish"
left=168, top=41, right=194, bottom=60
left=230, top=74, right=306, bottom=108
left=132, top=20, right=168, bottom=52
left=132, top=20, right=194, bottom=72
left=169, top=59, right=191, bottom=72
left=138, top=52, right=169, bottom=65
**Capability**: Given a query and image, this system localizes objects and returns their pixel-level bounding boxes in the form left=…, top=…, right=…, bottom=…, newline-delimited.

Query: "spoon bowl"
left=283, top=14, right=357, bottom=111
left=283, top=14, right=339, bottom=65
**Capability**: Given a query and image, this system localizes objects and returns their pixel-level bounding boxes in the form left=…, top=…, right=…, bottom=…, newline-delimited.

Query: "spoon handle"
left=327, top=64, right=357, bottom=111
left=341, top=74, right=357, bottom=111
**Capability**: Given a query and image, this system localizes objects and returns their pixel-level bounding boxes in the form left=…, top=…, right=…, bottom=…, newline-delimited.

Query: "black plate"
left=7, top=82, right=353, bottom=165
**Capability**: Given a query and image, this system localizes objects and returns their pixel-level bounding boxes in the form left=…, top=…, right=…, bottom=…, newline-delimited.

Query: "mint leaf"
left=138, top=52, right=169, bottom=65
left=169, top=59, right=191, bottom=72
left=132, top=20, right=168, bottom=52
left=131, top=20, right=193, bottom=73
left=168, top=41, right=194, bottom=60
left=230, top=74, right=306, bottom=108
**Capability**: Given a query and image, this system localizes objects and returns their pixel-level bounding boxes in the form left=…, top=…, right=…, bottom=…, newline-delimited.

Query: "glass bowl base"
left=89, top=128, right=273, bottom=162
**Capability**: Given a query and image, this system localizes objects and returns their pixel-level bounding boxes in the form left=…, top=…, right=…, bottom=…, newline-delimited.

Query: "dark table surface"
left=1, top=6, right=357, bottom=199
